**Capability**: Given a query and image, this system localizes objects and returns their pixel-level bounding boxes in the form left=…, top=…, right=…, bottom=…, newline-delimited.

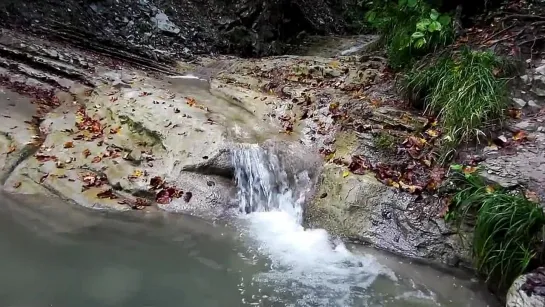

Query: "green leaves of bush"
left=365, top=0, right=454, bottom=69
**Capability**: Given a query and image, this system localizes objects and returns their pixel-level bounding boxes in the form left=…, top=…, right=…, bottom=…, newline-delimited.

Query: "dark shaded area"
left=0, top=0, right=348, bottom=61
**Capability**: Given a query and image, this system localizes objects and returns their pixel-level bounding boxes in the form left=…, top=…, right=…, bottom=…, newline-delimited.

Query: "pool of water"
left=0, top=191, right=498, bottom=307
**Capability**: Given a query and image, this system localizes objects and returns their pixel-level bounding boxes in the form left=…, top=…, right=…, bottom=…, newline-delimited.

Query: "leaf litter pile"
left=29, top=101, right=191, bottom=210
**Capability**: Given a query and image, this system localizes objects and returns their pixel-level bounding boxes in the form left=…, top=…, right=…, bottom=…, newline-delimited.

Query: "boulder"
left=507, top=268, right=545, bottom=307
left=305, top=164, right=471, bottom=266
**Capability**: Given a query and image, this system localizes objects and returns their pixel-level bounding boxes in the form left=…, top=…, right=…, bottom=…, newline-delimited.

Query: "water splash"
left=232, top=144, right=402, bottom=306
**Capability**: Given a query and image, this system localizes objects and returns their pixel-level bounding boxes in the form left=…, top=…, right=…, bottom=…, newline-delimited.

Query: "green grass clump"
left=373, top=131, right=396, bottom=151
left=403, top=49, right=511, bottom=153
left=449, top=167, right=545, bottom=290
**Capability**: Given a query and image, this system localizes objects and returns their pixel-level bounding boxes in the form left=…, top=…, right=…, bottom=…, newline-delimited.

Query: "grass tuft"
left=449, top=168, right=545, bottom=290
left=403, top=48, right=512, bottom=155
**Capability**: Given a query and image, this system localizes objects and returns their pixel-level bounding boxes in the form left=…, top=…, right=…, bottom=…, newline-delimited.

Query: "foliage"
left=402, top=49, right=511, bottom=155
left=448, top=165, right=545, bottom=290
left=373, top=131, right=396, bottom=151
left=365, top=0, right=454, bottom=68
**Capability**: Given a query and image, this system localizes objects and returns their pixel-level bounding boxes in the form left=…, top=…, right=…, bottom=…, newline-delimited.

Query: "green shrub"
left=403, top=49, right=511, bottom=154
left=448, top=166, right=545, bottom=290
left=365, top=0, right=454, bottom=69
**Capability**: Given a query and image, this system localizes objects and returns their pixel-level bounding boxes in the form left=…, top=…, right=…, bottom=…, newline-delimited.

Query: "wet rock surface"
left=0, top=27, right=470, bottom=266
left=0, top=0, right=348, bottom=59
left=468, top=61, right=545, bottom=204
left=507, top=268, right=545, bottom=307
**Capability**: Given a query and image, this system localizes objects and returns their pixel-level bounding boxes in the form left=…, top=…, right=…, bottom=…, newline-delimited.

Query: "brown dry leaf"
left=385, top=179, right=400, bottom=189
left=399, top=181, right=422, bottom=194
left=513, top=130, right=528, bottom=141
left=91, top=156, right=102, bottom=163
left=83, top=148, right=91, bottom=158
left=507, top=108, right=522, bottom=119
left=463, top=166, right=477, bottom=175
left=97, top=189, right=117, bottom=199
left=7, top=145, right=16, bottom=154
left=64, top=141, right=74, bottom=148
left=348, top=155, right=369, bottom=175
left=110, top=126, right=121, bottom=134
left=150, top=176, right=164, bottom=190
left=525, top=190, right=539, bottom=203
left=437, top=196, right=452, bottom=218
left=13, top=182, right=21, bottom=189
left=186, top=97, right=197, bottom=107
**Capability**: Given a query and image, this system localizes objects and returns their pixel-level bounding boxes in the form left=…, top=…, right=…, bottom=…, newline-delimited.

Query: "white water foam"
left=232, top=145, right=398, bottom=306
left=169, top=74, right=207, bottom=81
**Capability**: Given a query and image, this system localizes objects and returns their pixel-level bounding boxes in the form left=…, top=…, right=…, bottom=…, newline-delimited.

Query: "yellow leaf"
left=342, top=170, right=350, bottom=178
left=132, top=169, right=143, bottom=178
left=513, top=130, right=528, bottom=141
left=426, top=129, right=439, bottom=137
left=329, top=61, right=340, bottom=68
left=485, top=185, right=495, bottom=194
left=463, top=166, right=477, bottom=175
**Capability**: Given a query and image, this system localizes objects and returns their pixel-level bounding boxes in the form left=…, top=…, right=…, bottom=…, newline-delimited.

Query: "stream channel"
left=0, top=145, right=499, bottom=307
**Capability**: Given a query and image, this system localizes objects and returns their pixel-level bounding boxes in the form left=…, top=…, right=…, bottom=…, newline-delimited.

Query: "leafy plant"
left=365, top=0, right=454, bottom=69
left=402, top=48, right=512, bottom=156
left=448, top=165, right=545, bottom=290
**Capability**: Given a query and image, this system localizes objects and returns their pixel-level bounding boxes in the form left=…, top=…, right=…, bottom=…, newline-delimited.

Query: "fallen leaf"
left=64, top=141, right=74, bottom=148
left=525, top=190, right=539, bottom=203
left=150, top=176, right=164, bottom=189
left=399, top=181, right=423, bottom=194
left=425, top=129, right=440, bottom=137
left=109, top=126, right=121, bottom=134
left=91, top=156, right=102, bottom=163
left=342, top=170, right=350, bottom=178
left=156, top=189, right=172, bottom=204
left=513, top=130, right=528, bottom=141
left=329, top=60, right=340, bottom=68
left=7, top=145, right=16, bottom=154
left=97, top=189, right=117, bottom=199
left=13, top=182, right=21, bottom=189
left=437, top=196, right=451, bottom=218
left=348, top=155, right=369, bottom=175
left=463, top=166, right=477, bottom=175
left=83, top=148, right=91, bottom=158
left=485, top=185, right=495, bottom=194
left=507, top=108, right=522, bottom=119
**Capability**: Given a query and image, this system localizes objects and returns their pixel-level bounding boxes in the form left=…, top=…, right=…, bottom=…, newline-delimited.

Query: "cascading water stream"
left=231, top=144, right=405, bottom=306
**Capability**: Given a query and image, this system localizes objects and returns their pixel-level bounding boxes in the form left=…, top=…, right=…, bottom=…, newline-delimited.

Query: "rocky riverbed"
left=1, top=20, right=545, bottom=306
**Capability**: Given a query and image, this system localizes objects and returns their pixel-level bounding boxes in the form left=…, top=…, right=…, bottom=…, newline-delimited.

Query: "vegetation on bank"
left=403, top=49, right=512, bottom=155
left=365, top=0, right=513, bottom=158
left=448, top=166, right=545, bottom=291
left=364, top=0, right=541, bottom=293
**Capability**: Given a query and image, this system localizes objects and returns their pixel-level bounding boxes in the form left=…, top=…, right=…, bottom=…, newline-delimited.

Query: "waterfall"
left=232, top=144, right=307, bottom=224
left=231, top=144, right=396, bottom=306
